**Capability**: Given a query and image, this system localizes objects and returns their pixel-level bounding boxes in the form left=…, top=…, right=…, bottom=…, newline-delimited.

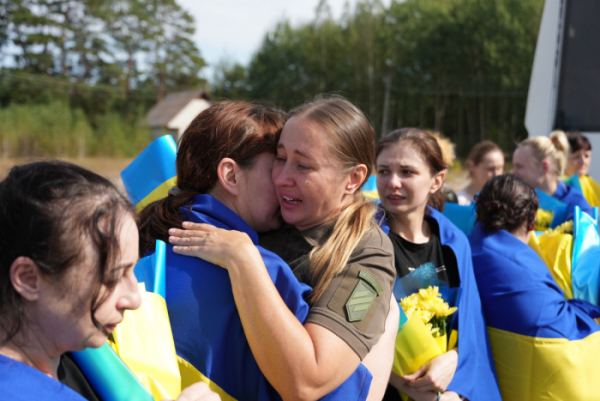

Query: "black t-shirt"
left=383, top=216, right=460, bottom=401
left=388, top=216, right=460, bottom=288
left=58, top=352, right=102, bottom=401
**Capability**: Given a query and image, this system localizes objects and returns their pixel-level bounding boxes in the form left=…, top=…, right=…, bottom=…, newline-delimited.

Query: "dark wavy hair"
left=0, top=161, right=135, bottom=346
left=376, top=128, right=448, bottom=211
left=566, top=131, right=592, bottom=153
left=138, top=101, right=286, bottom=254
left=475, top=173, right=538, bottom=233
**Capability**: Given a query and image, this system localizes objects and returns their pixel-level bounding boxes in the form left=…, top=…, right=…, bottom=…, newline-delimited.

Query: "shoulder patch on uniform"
left=358, top=270, right=383, bottom=295
left=346, top=272, right=381, bottom=322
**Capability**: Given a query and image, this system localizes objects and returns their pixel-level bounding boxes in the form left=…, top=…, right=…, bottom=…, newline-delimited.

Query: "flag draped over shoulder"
left=155, top=194, right=374, bottom=401
left=563, top=174, right=600, bottom=209
left=470, top=223, right=600, bottom=401
left=379, top=207, right=502, bottom=401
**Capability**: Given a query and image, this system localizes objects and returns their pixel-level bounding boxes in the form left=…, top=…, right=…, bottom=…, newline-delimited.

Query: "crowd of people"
left=1, top=96, right=599, bottom=401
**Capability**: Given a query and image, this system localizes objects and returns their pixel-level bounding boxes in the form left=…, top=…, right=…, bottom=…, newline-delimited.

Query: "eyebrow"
left=113, top=261, right=135, bottom=272
left=376, top=163, right=416, bottom=169
left=277, top=144, right=313, bottom=160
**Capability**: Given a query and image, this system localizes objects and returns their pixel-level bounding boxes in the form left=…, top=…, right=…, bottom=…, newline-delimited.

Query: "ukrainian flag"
left=564, top=174, right=600, bottom=209
left=362, top=175, right=379, bottom=199
left=470, top=222, right=600, bottom=401
left=535, top=189, right=570, bottom=228
left=121, top=135, right=178, bottom=212
left=441, top=203, right=476, bottom=235
left=571, top=206, right=600, bottom=306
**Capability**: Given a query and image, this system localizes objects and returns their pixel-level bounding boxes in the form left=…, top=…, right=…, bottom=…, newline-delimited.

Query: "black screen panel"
left=554, top=0, right=600, bottom=131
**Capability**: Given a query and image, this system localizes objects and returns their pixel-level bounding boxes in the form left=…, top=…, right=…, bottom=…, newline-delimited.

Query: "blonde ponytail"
left=518, top=131, right=571, bottom=177
left=550, top=130, right=570, bottom=175
left=308, top=194, right=377, bottom=303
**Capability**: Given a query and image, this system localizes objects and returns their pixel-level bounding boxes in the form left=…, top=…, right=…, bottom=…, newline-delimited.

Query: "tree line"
left=0, top=0, right=205, bottom=157
left=213, top=0, right=544, bottom=158
left=1, top=0, right=544, bottom=159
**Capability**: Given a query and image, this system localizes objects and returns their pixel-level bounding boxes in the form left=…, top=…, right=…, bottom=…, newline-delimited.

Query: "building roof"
left=146, top=90, right=211, bottom=128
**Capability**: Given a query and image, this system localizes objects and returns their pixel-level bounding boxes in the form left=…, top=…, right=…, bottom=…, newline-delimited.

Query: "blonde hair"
left=429, top=131, right=456, bottom=167
left=518, top=130, right=570, bottom=176
left=289, top=96, right=377, bottom=304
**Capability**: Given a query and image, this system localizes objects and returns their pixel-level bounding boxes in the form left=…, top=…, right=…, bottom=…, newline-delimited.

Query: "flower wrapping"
left=391, top=262, right=459, bottom=378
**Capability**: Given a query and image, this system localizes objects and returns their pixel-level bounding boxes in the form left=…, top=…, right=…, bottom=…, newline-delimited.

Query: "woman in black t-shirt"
left=376, top=128, right=462, bottom=401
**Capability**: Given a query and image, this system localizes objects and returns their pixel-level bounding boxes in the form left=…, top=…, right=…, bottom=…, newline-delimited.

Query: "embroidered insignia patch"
left=346, top=270, right=381, bottom=322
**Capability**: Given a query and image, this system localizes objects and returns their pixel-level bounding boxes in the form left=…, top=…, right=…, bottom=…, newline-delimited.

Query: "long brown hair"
left=138, top=101, right=286, bottom=254
left=289, top=96, right=377, bottom=303
left=376, top=128, right=448, bottom=211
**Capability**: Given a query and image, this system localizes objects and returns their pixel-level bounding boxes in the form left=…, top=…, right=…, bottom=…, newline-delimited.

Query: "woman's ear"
left=10, top=257, right=42, bottom=301
left=345, top=164, right=368, bottom=195
left=430, top=169, right=447, bottom=194
left=541, top=159, right=551, bottom=174
left=467, top=160, right=475, bottom=173
left=216, top=158, right=242, bottom=196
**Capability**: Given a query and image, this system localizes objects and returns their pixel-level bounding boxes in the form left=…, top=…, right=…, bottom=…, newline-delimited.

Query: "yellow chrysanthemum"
left=399, top=285, right=457, bottom=336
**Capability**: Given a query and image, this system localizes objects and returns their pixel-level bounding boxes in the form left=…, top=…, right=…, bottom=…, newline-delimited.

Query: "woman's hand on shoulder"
left=402, top=348, right=458, bottom=393
left=169, top=222, right=259, bottom=270
left=164, top=381, right=221, bottom=401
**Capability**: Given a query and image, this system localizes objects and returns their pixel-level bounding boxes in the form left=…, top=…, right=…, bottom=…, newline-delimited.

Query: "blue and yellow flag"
left=121, top=135, right=177, bottom=212
left=362, top=175, right=379, bottom=199
left=563, top=173, right=600, bottom=209
left=470, top=222, right=600, bottom=401
left=572, top=206, right=600, bottom=306
left=535, top=189, right=570, bottom=228
left=579, top=175, right=600, bottom=208
left=441, top=202, right=476, bottom=235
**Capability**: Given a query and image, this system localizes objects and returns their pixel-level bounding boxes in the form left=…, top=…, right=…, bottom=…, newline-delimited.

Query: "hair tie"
left=167, top=186, right=181, bottom=196
left=491, top=214, right=504, bottom=222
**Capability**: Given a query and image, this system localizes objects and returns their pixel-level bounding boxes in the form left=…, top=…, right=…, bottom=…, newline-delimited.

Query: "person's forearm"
left=226, top=243, right=359, bottom=401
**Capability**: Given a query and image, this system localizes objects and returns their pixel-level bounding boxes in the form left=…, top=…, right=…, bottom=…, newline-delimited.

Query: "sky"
left=177, top=0, right=391, bottom=79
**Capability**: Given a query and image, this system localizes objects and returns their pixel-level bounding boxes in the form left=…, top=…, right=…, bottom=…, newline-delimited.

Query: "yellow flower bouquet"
left=392, top=285, right=458, bottom=377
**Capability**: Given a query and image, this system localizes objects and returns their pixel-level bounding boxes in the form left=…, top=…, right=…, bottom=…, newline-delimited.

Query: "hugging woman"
left=141, top=98, right=398, bottom=401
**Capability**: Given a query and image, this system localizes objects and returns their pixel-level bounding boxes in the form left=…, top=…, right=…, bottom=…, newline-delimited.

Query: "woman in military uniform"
left=169, top=96, right=398, bottom=401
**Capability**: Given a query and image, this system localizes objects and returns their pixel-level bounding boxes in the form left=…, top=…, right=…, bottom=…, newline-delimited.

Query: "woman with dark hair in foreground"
left=0, top=161, right=217, bottom=401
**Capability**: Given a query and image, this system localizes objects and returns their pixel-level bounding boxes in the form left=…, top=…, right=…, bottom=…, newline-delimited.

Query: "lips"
left=385, top=193, right=406, bottom=204
left=282, top=195, right=301, bottom=204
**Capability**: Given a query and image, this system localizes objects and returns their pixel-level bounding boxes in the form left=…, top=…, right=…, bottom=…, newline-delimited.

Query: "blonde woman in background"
left=456, top=141, right=504, bottom=206
left=513, top=130, right=592, bottom=219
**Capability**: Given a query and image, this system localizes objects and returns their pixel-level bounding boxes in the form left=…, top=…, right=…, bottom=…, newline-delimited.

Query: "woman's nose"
left=388, top=174, right=402, bottom=188
left=118, top=273, right=142, bottom=311
left=273, top=163, right=293, bottom=187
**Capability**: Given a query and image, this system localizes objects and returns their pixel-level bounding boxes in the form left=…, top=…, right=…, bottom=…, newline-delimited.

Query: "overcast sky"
left=177, top=0, right=391, bottom=79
